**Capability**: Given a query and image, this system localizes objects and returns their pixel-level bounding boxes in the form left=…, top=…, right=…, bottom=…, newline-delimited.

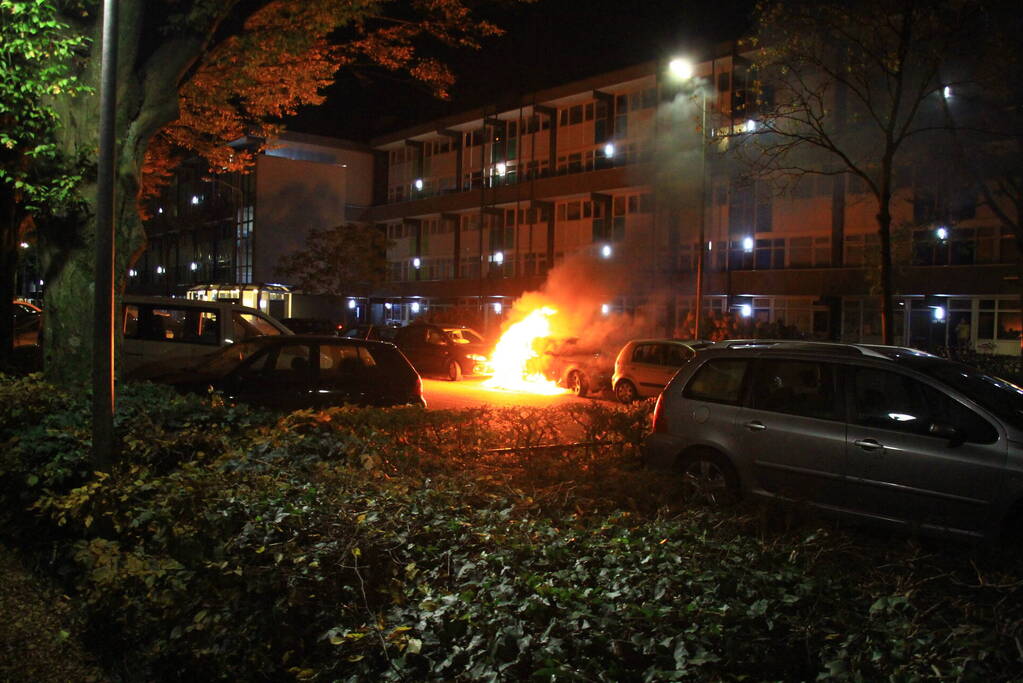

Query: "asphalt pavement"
left=421, top=377, right=613, bottom=410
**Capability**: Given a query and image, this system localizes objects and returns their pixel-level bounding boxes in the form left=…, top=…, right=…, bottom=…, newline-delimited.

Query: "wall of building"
left=252, top=155, right=349, bottom=283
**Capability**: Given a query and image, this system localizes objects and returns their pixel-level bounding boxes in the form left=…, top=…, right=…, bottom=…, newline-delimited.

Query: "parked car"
left=12, top=299, right=42, bottom=346
left=122, top=295, right=291, bottom=374
left=128, top=335, right=425, bottom=409
left=393, top=322, right=491, bottom=381
left=533, top=337, right=612, bottom=397
left=643, top=340, right=1023, bottom=542
left=342, top=324, right=399, bottom=343
left=281, top=317, right=344, bottom=336
left=612, top=338, right=712, bottom=403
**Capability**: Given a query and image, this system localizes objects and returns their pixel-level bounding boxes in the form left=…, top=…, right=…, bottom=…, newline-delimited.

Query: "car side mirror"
left=929, top=421, right=963, bottom=445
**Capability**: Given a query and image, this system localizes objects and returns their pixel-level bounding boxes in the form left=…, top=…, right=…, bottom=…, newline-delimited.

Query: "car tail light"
left=651, top=394, right=668, bottom=434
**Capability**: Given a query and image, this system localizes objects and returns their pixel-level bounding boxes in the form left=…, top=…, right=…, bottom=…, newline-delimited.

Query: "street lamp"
left=668, top=56, right=709, bottom=340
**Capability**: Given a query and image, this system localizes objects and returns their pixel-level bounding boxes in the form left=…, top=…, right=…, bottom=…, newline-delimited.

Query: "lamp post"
left=668, top=58, right=709, bottom=341
left=93, top=0, right=118, bottom=469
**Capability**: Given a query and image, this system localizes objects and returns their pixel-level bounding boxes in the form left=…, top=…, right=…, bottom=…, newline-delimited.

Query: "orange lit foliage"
left=141, top=0, right=508, bottom=201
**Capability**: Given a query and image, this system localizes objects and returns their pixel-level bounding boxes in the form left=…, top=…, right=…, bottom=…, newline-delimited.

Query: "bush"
left=0, top=376, right=1020, bottom=681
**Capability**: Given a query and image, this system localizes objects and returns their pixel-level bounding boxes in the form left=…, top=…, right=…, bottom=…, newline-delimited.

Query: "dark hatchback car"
left=393, top=323, right=491, bottom=381
left=129, top=335, right=425, bottom=410
left=342, top=324, right=399, bottom=343
left=281, top=317, right=344, bottom=336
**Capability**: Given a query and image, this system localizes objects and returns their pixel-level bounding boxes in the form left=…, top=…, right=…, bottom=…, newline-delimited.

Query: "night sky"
left=290, top=0, right=756, bottom=142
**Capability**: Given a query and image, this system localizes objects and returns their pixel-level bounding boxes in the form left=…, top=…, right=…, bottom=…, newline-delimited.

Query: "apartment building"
left=365, top=45, right=1021, bottom=354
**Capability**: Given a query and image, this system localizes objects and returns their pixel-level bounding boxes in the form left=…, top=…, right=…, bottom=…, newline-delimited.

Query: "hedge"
left=1, top=375, right=1020, bottom=681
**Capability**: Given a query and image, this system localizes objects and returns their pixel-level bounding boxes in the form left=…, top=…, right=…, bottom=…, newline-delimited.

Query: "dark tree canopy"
left=0, top=0, right=523, bottom=382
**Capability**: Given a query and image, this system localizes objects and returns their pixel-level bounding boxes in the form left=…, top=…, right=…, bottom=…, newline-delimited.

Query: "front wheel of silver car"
left=679, top=452, right=739, bottom=506
left=615, top=379, right=638, bottom=404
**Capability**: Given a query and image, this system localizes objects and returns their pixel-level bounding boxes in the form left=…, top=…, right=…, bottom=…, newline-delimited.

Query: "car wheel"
left=679, top=451, right=739, bottom=505
left=447, top=359, right=463, bottom=381
left=567, top=370, right=588, bottom=397
left=615, top=379, right=638, bottom=404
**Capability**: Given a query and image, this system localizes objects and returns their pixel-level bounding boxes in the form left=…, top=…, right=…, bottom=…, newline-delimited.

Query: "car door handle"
left=853, top=438, right=883, bottom=452
left=744, top=420, right=766, bottom=431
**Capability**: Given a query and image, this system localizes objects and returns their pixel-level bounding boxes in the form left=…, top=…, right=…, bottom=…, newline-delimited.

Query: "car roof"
left=701, top=339, right=940, bottom=363
left=627, top=338, right=712, bottom=348
left=124, top=294, right=265, bottom=316
left=13, top=300, right=42, bottom=312
left=233, top=334, right=397, bottom=348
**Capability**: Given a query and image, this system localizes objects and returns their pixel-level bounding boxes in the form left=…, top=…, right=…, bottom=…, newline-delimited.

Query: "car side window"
left=426, top=328, right=447, bottom=345
left=683, top=359, right=749, bottom=405
left=852, top=368, right=998, bottom=443
left=665, top=345, right=693, bottom=367
left=231, top=312, right=281, bottom=341
left=123, top=305, right=140, bottom=338
left=319, top=344, right=377, bottom=375
left=632, top=343, right=663, bottom=365
left=752, top=359, right=841, bottom=421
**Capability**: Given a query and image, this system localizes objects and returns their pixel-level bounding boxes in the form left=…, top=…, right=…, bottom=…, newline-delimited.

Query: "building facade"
left=131, top=132, right=376, bottom=319
left=364, top=45, right=1021, bottom=354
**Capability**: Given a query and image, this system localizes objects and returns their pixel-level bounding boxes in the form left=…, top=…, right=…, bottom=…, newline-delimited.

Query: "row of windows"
left=676, top=228, right=1016, bottom=272
left=386, top=139, right=653, bottom=203
left=386, top=197, right=657, bottom=240
left=387, top=252, right=554, bottom=282
left=388, top=90, right=663, bottom=167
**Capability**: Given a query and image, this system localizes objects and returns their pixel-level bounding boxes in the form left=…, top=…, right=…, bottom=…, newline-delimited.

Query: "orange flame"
left=484, top=307, right=568, bottom=394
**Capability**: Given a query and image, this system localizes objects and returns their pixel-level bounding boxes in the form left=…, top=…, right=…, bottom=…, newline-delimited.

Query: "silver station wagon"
left=643, top=341, right=1023, bottom=542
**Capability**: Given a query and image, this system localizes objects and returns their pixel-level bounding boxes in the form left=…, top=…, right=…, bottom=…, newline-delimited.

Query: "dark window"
left=851, top=368, right=998, bottom=443
left=319, top=344, right=377, bottom=375
left=752, top=359, right=841, bottom=420
left=631, top=343, right=664, bottom=365
left=717, top=72, right=730, bottom=92
left=684, top=359, right=749, bottom=405
left=664, top=344, right=694, bottom=366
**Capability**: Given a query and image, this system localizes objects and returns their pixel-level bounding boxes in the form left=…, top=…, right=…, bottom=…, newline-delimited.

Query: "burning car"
left=531, top=337, right=612, bottom=397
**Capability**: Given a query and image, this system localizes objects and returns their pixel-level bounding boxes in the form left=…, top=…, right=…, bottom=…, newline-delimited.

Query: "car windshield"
left=444, top=328, right=482, bottom=344
left=197, top=339, right=266, bottom=375
left=922, top=362, right=1023, bottom=430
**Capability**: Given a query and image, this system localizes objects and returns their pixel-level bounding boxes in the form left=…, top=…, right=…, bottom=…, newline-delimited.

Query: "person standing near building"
left=955, top=317, right=971, bottom=357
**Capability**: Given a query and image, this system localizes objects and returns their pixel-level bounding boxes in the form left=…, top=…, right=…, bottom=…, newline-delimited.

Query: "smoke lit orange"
left=484, top=307, right=568, bottom=394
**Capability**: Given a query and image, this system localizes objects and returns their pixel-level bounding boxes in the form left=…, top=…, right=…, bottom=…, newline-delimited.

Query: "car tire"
left=567, top=370, right=588, bottom=397
left=615, top=379, right=638, bottom=404
left=447, top=359, right=463, bottom=381
left=679, top=451, right=739, bottom=506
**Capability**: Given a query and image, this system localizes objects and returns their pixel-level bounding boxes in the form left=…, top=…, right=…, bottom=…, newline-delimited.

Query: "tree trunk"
left=41, top=179, right=144, bottom=385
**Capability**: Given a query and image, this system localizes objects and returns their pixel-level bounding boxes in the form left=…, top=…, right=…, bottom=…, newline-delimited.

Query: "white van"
left=122, top=295, right=291, bottom=374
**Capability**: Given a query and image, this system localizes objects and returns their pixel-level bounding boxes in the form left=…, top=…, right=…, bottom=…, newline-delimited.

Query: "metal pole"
left=92, top=0, right=118, bottom=469
left=693, top=88, right=707, bottom=340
